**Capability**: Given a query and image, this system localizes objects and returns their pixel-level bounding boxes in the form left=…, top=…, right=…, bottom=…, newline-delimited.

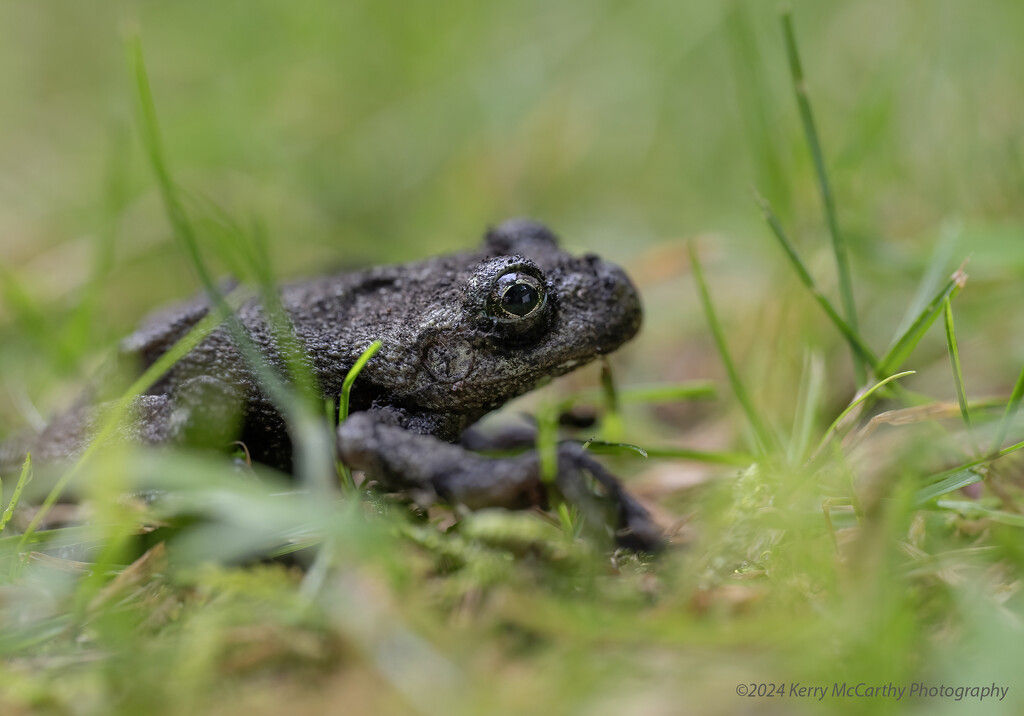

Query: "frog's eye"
left=490, top=272, right=546, bottom=320
left=471, top=258, right=553, bottom=343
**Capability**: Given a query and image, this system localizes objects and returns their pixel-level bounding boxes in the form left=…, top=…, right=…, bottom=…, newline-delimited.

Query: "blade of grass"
left=0, top=617, right=72, bottom=656
left=0, top=455, right=31, bottom=533
left=811, top=370, right=915, bottom=460
left=689, top=242, right=776, bottom=455
left=338, top=341, right=383, bottom=423
left=217, top=217, right=335, bottom=486
left=337, top=340, right=383, bottom=492
left=641, top=447, right=754, bottom=467
left=69, top=491, right=148, bottom=632
left=583, top=441, right=648, bottom=459
left=536, top=401, right=560, bottom=485
left=130, top=38, right=218, bottom=306
left=598, top=359, right=625, bottom=442
left=935, top=500, right=1024, bottom=528
left=299, top=527, right=337, bottom=601
left=781, top=10, right=862, bottom=384
left=943, top=298, right=973, bottom=440
left=726, top=2, right=791, bottom=215
left=0, top=526, right=105, bottom=558
left=991, top=364, right=1024, bottom=453
left=878, top=266, right=967, bottom=376
left=556, top=502, right=577, bottom=538
left=599, top=359, right=620, bottom=413
left=131, top=36, right=288, bottom=408
left=205, top=212, right=322, bottom=405
left=753, top=190, right=878, bottom=371
left=893, top=219, right=960, bottom=339
left=130, top=36, right=335, bottom=492
left=915, top=469, right=984, bottom=506
left=534, top=401, right=575, bottom=538
left=915, top=437, right=1024, bottom=505
left=208, top=213, right=344, bottom=489
left=789, top=350, right=825, bottom=464
left=831, top=441, right=864, bottom=522
left=572, top=381, right=716, bottom=405
left=13, top=301, right=234, bottom=565
left=621, top=381, right=716, bottom=402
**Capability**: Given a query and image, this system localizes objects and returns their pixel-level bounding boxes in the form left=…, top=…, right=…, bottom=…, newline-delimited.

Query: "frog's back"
left=119, top=279, right=241, bottom=372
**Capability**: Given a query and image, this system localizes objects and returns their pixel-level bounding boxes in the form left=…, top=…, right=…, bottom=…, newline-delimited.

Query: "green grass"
left=4, top=2, right=1024, bottom=715
left=780, top=10, right=861, bottom=385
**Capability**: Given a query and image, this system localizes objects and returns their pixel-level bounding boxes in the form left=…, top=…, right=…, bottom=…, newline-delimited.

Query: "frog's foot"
left=551, top=443, right=664, bottom=552
left=337, top=409, right=663, bottom=552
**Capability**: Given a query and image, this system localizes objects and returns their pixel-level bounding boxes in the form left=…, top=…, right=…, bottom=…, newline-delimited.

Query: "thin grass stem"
left=992, top=365, right=1024, bottom=453
left=0, top=455, right=31, bottom=534
left=337, top=340, right=383, bottom=492
left=640, top=447, right=754, bottom=466
left=689, top=242, right=775, bottom=455
left=811, top=370, right=915, bottom=461
left=754, top=190, right=878, bottom=371
left=917, top=437, right=1024, bottom=505
left=571, top=381, right=716, bottom=405
left=781, top=10, right=861, bottom=384
left=130, top=36, right=337, bottom=493
left=13, top=304, right=231, bottom=562
left=943, top=298, right=973, bottom=441
left=789, top=351, right=824, bottom=464
left=338, top=341, right=383, bottom=423
left=878, top=268, right=966, bottom=376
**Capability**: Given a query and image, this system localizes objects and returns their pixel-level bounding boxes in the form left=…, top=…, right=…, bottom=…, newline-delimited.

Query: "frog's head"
left=409, top=219, right=642, bottom=414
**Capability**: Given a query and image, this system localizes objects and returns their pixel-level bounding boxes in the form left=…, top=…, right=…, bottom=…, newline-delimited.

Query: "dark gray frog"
left=3, top=219, right=661, bottom=549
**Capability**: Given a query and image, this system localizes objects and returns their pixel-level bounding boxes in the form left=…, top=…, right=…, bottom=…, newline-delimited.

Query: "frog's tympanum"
left=2, top=220, right=661, bottom=550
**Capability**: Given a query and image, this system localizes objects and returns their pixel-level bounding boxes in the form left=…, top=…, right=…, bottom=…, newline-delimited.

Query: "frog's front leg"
left=337, top=409, right=662, bottom=551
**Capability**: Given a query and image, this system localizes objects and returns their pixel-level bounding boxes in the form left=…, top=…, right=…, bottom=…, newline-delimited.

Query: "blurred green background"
left=3, top=2, right=1024, bottom=714
left=6, top=0, right=1024, bottom=417
left=4, top=0, right=1024, bottom=424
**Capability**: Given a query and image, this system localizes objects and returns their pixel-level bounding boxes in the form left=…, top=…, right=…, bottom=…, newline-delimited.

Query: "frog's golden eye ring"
left=468, top=256, right=553, bottom=343
left=492, top=272, right=545, bottom=320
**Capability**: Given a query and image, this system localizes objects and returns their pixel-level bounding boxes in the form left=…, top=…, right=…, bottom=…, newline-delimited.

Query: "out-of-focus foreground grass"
left=3, top=1, right=1024, bottom=714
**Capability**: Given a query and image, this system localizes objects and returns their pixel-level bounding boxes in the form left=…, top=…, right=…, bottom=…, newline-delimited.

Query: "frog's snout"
left=592, top=262, right=643, bottom=354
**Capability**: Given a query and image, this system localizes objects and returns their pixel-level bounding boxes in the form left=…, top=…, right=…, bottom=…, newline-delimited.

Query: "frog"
left=2, top=219, right=661, bottom=550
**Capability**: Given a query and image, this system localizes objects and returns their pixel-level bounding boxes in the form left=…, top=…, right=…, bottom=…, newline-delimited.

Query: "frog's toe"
left=614, top=507, right=665, bottom=553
